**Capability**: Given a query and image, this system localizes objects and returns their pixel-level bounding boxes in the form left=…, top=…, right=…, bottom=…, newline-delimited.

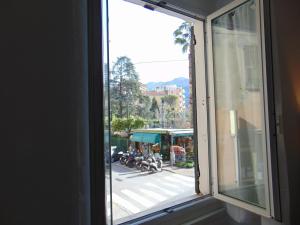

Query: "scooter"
left=125, top=153, right=137, bottom=168
left=149, top=155, right=163, bottom=172
left=119, top=152, right=129, bottom=165
left=111, top=150, right=124, bottom=163
left=140, top=154, right=163, bottom=173
left=135, top=156, right=144, bottom=170
left=140, top=155, right=152, bottom=172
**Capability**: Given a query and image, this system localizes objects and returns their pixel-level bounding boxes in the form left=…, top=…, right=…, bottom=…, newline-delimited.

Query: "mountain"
left=146, top=77, right=190, bottom=107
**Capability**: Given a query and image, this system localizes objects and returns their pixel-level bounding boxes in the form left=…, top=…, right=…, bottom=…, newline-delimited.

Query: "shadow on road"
left=111, top=162, right=136, bottom=174
left=112, top=162, right=164, bottom=179
left=119, top=171, right=141, bottom=175
left=125, top=172, right=157, bottom=179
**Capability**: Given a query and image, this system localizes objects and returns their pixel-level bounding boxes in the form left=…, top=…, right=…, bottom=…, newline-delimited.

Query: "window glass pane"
left=211, top=0, right=267, bottom=208
left=103, top=0, right=112, bottom=223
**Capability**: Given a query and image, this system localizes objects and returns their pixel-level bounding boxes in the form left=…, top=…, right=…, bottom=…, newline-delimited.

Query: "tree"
left=173, top=22, right=193, bottom=128
left=149, top=97, right=160, bottom=119
left=161, top=95, right=178, bottom=128
left=173, top=22, right=192, bottom=54
left=161, top=95, right=177, bottom=107
left=110, top=56, right=141, bottom=118
left=111, top=116, right=145, bottom=136
left=136, top=95, right=151, bottom=119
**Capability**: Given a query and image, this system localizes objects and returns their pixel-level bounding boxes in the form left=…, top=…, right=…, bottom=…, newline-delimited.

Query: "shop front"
left=170, top=131, right=194, bottom=162
left=130, top=129, right=194, bottom=162
left=130, top=132, right=161, bottom=156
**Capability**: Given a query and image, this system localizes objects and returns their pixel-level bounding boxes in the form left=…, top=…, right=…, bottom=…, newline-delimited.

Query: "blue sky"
left=108, top=0, right=189, bottom=84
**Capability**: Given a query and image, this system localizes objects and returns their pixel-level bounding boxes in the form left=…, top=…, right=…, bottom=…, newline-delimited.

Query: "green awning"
left=131, top=133, right=161, bottom=144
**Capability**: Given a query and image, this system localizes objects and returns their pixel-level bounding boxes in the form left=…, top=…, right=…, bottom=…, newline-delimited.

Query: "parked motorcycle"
left=125, top=153, right=137, bottom=168
left=111, top=147, right=125, bottom=162
left=120, top=150, right=140, bottom=168
left=140, top=156, right=152, bottom=172
left=141, top=154, right=163, bottom=173
left=119, top=152, right=129, bottom=165
left=149, top=155, right=163, bottom=172
left=135, top=156, right=144, bottom=170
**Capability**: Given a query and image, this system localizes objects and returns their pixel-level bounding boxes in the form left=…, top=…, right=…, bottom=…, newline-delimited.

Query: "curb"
left=162, top=166, right=195, bottom=177
left=162, top=167, right=176, bottom=174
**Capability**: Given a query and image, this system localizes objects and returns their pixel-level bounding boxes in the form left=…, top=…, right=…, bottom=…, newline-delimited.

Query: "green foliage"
left=174, top=22, right=193, bottom=127
left=136, top=95, right=151, bottom=119
left=149, top=97, right=160, bottom=119
left=161, top=95, right=178, bottom=128
left=175, top=161, right=194, bottom=168
left=111, top=116, right=145, bottom=134
left=110, top=56, right=141, bottom=118
left=173, top=22, right=192, bottom=53
left=161, top=95, right=177, bottom=107
left=110, top=56, right=153, bottom=121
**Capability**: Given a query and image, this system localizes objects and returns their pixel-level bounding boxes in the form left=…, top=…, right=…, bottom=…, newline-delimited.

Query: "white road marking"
left=156, top=180, right=180, bottom=189
left=112, top=193, right=141, bottom=214
left=139, top=188, right=167, bottom=202
left=121, top=189, right=155, bottom=208
left=164, top=176, right=194, bottom=187
left=145, top=182, right=178, bottom=196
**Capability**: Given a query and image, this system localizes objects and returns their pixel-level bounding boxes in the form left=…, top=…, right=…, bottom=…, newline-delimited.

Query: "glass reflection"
left=211, top=0, right=267, bottom=208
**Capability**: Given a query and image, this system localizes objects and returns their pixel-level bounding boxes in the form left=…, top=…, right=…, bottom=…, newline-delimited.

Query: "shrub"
left=175, top=161, right=194, bottom=168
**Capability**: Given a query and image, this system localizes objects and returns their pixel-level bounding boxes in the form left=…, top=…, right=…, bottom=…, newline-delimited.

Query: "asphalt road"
left=107, top=161, right=196, bottom=223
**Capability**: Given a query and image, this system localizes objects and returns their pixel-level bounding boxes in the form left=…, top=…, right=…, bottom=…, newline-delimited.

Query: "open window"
left=99, top=0, right=279, bottom=223
left=206, top=0, right=275, bottom=217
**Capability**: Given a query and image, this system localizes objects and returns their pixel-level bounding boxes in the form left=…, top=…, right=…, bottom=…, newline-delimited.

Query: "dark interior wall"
left=270, top=0, right=300, bottom=224
left=1, top=0, right=90, bottom=225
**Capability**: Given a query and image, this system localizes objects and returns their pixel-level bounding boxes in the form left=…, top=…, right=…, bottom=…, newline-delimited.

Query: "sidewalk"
left=162, top=162, right=195, bottom=177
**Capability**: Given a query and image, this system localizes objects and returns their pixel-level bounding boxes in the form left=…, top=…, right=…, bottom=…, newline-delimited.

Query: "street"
left=108, top=162, right=195, bottom=223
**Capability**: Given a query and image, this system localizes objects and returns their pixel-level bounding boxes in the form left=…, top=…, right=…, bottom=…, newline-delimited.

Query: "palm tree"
left=173, top=22, right=193, bottom=127
left=173, top=22, right=192, bottom=54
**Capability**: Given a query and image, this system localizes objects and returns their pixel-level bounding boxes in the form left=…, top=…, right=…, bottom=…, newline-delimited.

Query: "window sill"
left=119, top=196, right=226, bottom=225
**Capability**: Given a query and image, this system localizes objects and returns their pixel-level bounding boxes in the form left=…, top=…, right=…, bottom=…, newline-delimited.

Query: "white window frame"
left=206, top=0, right=275, bottom=217
left=107, top=0, right=277, bottom=222
left=193, top=20, right=211, bottom=196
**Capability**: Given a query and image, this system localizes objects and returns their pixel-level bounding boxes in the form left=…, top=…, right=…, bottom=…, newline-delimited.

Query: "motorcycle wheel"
left=141, top=165, right=147, bottom=172
left=136, top=163, right=141, bottom=170
left=127, top=161, right=135, bottom=168
left=120, top=158, right=125, bottom=165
